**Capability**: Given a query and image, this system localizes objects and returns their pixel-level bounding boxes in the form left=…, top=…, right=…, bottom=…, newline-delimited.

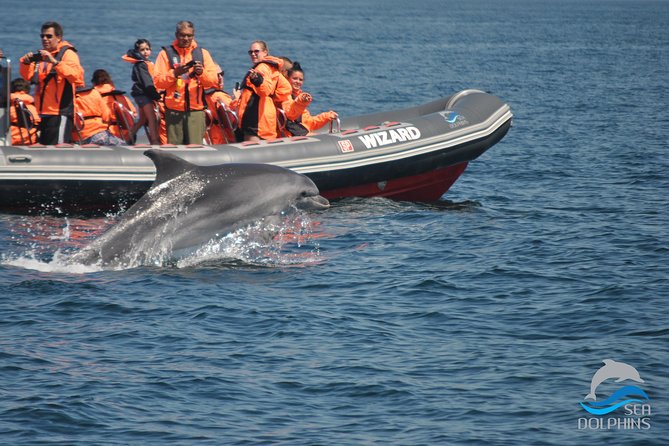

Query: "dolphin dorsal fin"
left=602, top=359, right=615, bottom=365
left=144, top=149, right=197, bottom=186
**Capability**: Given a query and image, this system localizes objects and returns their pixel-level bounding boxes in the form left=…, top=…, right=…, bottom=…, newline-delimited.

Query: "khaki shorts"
left=165, top=109, right=206, bottom=145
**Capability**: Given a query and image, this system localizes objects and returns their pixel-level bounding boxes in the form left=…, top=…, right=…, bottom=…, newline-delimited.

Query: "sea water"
left=0, top=0, right=668, bottom=444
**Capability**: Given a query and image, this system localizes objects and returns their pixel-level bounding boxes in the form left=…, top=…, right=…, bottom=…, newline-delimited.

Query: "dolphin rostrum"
left=585, top=359, right=644, bottom=401
left=67, top=149, right=329, bottom=267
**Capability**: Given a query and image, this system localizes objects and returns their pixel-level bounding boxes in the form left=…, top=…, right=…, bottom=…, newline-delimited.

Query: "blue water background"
left=1, top=0, right=668, bottom=444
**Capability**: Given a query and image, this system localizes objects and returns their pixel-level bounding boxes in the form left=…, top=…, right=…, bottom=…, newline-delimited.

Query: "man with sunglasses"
left=19, top=22, right=84, bottom=145
left=153, top=21, right=219, bottom=145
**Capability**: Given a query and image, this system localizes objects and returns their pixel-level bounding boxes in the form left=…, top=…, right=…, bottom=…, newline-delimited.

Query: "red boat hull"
left=321, top=162, right=468, bottom=202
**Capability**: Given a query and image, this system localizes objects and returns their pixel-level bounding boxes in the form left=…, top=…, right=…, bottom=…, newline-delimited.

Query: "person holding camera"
left=235, top=40, right=294, bottom=142
left=153, top=21, right=218, bottom=145
left=19, top=21, right=84, bottom=145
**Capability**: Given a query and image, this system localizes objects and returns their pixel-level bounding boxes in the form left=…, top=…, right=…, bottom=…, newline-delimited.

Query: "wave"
left=580, top=386, right=649, bottom=415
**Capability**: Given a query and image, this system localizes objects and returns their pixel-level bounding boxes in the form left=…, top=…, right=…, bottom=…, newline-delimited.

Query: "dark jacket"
left=122, top=49, right=161, bottom=101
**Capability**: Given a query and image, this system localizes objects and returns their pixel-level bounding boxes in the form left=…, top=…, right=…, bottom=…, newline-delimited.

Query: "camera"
left=182, top=60, right=196, bottom=70
left=28, top=51, right=42, bottom=63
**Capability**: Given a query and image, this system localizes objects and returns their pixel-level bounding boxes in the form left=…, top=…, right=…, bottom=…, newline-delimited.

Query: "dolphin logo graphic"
left=585, top=359, right=644, bottom=401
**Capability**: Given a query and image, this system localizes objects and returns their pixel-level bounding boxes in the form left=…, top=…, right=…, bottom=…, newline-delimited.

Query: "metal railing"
left=0, top=55, right=11, bottom=145
left=329, top=117, right=341, bottom=134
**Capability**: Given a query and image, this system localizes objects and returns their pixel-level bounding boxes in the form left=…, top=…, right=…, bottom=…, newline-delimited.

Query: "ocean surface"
left=1, top=0, right=668, bottom=444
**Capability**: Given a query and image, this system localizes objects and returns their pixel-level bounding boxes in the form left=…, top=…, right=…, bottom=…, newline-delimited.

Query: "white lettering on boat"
left=358, top=126, right=421, bottom=149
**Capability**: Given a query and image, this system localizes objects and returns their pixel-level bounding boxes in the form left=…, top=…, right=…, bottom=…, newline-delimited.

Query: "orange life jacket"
left=10, top=92, right=41, bottom=145
left=72, top=87, right=110, bottom=141
left=153, top=39, right=218, bottom=113
left=237, top=56, right=293, bottom=140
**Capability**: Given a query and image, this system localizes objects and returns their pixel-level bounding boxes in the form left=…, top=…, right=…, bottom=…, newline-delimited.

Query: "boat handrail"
left=0, top=56, right=10, bottom=145
left=445, top=89, right=487, bottom=109
left=329, top=117, right=341, bottom=134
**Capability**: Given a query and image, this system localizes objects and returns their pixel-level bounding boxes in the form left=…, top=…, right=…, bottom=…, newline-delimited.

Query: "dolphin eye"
left=301, top=191, right=308, bottom=197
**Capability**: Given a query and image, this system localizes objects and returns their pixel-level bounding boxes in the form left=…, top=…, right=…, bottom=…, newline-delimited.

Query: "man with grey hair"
left=153, top=21, right=219, bottom=144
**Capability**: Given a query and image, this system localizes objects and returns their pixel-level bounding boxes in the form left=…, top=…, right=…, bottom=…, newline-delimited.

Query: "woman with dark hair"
left=284, top=61, right=337, bottom=136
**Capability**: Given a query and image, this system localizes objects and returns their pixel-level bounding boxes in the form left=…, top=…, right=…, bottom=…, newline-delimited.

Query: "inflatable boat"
left=0, top=89, right=512, bottom=215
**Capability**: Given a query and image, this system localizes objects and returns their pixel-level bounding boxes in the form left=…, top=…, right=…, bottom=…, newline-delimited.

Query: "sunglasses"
left=247, top=49, right=262, bottom=55
left=40, top=33, right=54, bottom=39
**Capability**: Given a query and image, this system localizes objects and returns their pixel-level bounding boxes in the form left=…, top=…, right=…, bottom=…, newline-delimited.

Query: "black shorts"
left=39, top=115, right=73, bottom=145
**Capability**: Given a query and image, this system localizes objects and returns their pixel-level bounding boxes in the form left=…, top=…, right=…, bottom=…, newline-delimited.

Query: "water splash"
left=1, top=210, right=325, bottom=273
left=176, top=212, right=324, bottom=269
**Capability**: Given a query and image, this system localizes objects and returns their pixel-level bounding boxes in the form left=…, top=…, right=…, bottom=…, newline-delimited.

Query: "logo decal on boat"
left=357, top=126, right=421, bottom=149
left=440, top=111, right=469, bottom=128
left=338, top=140, right=355, bottom=153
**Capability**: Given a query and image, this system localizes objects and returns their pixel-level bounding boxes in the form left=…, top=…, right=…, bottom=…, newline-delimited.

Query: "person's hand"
left=23, top=50, right=41, bottom=64
left=192, top=61, right=203, bottom=76
left=327, top=111, right=338, bottom=120
left=248, top=69, right=263, bottom=87
left=297, top=92, right=312, bottom=104
left=174, top=64, right=188, bottom=76
left=42, top=50, right=58, bottom=65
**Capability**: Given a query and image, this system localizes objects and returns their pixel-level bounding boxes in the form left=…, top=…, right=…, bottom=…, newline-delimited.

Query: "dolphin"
left=584, top=359, right=644, bottom=401
left=67, top=149, right=329, bottom=267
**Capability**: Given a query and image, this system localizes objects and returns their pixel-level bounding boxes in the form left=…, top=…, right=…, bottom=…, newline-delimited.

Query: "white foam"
left=2, top=250, right=102, bottom=274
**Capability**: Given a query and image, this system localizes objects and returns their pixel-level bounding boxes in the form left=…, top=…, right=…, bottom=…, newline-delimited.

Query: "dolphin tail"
left=585, top=393, right=596, bottom=401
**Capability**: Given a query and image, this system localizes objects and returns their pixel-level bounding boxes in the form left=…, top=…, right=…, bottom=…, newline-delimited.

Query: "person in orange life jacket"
left=72, top=85, right=125, bottom=146
left=284, top=61, right=338, bottom=136
left=153, top=21, right=218, bottom=145
left=236, top=40, right=298, bottom=142
left=203, top=66, right=235, bottom=144
left=91, top=69, right=137, bottom=141
left=9, top=78, right=41, bottom=145
left=122, top=39, right=163, bottom=145
left=19, top=21, right=84, bottom=145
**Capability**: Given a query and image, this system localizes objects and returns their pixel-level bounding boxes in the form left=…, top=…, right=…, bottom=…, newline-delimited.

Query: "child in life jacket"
left=10, top=78, right=41, bottom=145
left=122, top=39, right=162, bottom=144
